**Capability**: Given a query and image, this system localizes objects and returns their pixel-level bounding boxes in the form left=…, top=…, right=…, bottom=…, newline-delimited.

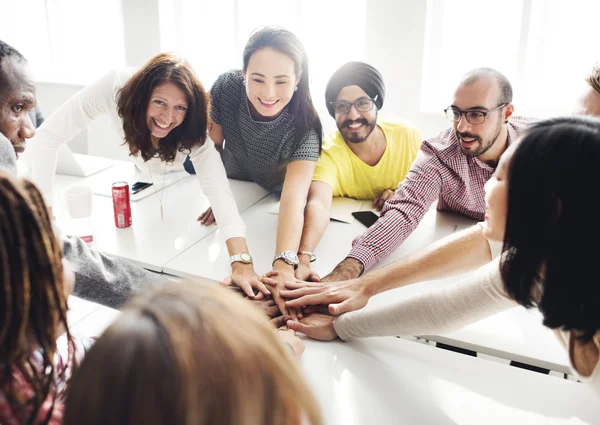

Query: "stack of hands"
left=220, top=265, right=372, bottom=347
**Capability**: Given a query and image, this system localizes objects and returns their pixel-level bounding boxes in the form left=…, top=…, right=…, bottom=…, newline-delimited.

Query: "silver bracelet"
left=298, top=251, right=316, bottom=263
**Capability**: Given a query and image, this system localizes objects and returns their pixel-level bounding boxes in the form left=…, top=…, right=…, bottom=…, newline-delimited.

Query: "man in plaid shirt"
left=318, top=67, right=533, bottom=280
left=283, top=65, right=599, bottom=316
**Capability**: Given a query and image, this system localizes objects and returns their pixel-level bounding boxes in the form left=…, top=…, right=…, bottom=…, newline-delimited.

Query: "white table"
left=67, top=302, right=599, bottom=425
left=304, top=337, right=598, bottom=425
left=53, top=159, right=269, bottom=271
left=163, top=196, right=570, bottom=373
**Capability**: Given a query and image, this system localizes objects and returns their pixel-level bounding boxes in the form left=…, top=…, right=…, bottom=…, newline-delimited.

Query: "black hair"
left=0, top=40, right=26, bottom=85
left=500, top=116, right=600, bottom=342
left=242, top=27, right=323, bottom=155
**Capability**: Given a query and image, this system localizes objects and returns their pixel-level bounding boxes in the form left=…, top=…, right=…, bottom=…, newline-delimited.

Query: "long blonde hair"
left=63, top=282, right=323, bottom=425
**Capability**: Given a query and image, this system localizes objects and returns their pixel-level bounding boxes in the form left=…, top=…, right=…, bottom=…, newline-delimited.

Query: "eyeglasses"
left=444, top=103, right=507, bottom=125
left=331, top=95, right=378, bottom=115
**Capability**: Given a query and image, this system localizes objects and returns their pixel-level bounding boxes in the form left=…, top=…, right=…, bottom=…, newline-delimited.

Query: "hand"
left=198, top=207, right=216, bottom=225
left=277, top=328, right=305, bottom=357
left=286, top=313, right=338, bottom=341
left=267, top=268, right=300, bottom=320
left=373, top=189, right=395, bottom=211
left=220, top=265, right=274, bottom=298
left=295, top=263, right=321, bottom=282
left=280, top=278, right=371, bottom=315
left=249, top=296, right=280, bottom=319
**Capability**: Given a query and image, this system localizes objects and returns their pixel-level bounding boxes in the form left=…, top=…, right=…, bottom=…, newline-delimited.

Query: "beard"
left=456, top=118, right=502, bottom=157
left=339, top=116, right=377, bottom=144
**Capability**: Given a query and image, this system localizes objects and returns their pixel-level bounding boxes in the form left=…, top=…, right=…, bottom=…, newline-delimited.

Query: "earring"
left=294, top=86, right=298, bottom=92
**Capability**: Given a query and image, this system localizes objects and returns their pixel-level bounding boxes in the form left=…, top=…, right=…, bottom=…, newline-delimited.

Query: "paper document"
left=269, top=196, right=373, bottom=224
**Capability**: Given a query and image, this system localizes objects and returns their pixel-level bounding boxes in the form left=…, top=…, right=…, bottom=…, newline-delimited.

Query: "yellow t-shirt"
left=312, top=117, right=422, bottom=199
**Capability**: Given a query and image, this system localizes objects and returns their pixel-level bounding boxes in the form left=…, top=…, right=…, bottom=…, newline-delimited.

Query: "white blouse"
left=29, top=69, right=245, bottom=240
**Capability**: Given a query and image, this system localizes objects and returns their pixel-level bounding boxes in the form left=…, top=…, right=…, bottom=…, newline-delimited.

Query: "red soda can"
left=112, top=182, right=132, bottom=228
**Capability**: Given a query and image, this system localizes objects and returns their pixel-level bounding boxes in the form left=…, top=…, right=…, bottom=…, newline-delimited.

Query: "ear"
left=503, top=103, right=515, bottom=123
left=296, top=69, right=303, bottom=83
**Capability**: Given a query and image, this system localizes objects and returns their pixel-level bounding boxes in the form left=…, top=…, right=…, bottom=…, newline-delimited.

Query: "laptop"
left=56, top=145, right=113, bottom=177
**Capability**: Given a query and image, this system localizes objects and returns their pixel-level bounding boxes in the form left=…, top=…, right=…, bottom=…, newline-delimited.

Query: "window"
left=165, top=0, right=367, bottom=119
left=0, top=0, right=126, bottom=84
left=421, top=0, right=598, bottom=117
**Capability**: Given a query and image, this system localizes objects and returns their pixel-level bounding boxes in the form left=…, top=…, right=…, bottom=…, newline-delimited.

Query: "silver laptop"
left=56, top=145, right=113, bottom=177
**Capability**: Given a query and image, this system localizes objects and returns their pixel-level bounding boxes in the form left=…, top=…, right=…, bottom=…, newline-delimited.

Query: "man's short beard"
left=339, top=113, right=378, bottom=144
left=457, top=118, right=502, bottom=157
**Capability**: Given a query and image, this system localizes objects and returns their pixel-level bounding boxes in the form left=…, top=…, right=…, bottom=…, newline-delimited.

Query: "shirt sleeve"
left=288, top=128, right=320, bottom=163
left=189, top=137, right=246, bottom=240
left=347, top=140, right=446, bottom=271
left=334, top=257, right=516, bottom=341
left=29, top=69, right=122, bottom=206
left=311, top=150, right=338, bottom=190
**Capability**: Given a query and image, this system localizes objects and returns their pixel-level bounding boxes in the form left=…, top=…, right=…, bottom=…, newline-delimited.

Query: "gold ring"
left=260, top=274, right=267, bottom=281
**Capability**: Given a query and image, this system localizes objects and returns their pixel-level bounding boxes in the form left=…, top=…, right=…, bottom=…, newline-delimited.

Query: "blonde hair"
left=63, top=282, right=323, bottom=425
left=585, top=63, right=600, bottom=95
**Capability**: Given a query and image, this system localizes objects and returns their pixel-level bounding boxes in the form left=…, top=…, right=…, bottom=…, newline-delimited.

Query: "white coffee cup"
left=63, top=186, right=92, bottom=219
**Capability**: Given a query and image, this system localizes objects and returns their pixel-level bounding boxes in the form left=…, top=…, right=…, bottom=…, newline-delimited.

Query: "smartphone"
left=130, top=181, right=153, bottom=194
left=352, top=211, right=380, bottom=228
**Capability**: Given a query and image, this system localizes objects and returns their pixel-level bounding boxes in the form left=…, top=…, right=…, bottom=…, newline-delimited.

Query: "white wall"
left=35, top=0, right=449, bottom=159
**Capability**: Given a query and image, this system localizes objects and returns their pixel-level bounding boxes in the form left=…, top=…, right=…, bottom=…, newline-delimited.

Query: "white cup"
left=63, top=186, right=92, bottom=219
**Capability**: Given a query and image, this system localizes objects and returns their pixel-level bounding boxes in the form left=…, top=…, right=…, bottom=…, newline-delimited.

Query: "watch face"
left=284, top=251, right=299, bottom=264
left=240, top=253, right=252, bottom=262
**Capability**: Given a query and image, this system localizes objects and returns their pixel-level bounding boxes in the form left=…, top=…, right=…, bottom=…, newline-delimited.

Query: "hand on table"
left=266, top=269, right=301, bottom=321
left=249, top=296, right=281, bottom=319
left=198, top=207, right=216, bottom=225
left=280, top=278, right=371, bottom=315
left=277, top=327, right=305, bottom=357
left=373, top=189, right=395, bottom=211
left=286, top=313, right=338, bottom=341
left=220, top=264, right=274, bottom=299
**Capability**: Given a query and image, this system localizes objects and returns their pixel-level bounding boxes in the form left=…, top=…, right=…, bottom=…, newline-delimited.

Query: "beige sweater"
left=333, top=257, right=600, bottom=398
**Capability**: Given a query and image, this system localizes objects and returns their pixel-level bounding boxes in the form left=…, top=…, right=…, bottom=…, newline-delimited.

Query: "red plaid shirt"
left=348, top=116, right=537, bottom=271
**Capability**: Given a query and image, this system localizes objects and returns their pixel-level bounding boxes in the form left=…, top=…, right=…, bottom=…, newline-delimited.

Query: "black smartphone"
left=130, top=181, right=153, bottom=194
left=352, top=211, right=379, bottom=228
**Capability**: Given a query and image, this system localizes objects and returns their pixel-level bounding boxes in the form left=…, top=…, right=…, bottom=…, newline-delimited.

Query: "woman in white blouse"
left=288, top=116, right=600, bottom=397
left=30, top=52, right=271, bottom=297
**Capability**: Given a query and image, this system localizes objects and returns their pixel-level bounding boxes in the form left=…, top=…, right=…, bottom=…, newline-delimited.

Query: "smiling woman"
left=203, top=27, right=324, bottom=318
left=28, top=51, right=265, bottom=297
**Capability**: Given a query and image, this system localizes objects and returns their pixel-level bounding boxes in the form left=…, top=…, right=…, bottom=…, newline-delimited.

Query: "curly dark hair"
left=500, top=116, right=600, bottom=342
left=116, top=52, right=210, bottom=162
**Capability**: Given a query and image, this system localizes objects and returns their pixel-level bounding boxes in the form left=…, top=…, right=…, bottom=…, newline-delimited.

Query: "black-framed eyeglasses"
left=331, top=95, right=378, bottom=115
left=444, top=103, right=507, bottom=125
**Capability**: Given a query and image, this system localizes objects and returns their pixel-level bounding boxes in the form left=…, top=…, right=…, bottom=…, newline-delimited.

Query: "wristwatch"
left=272, top=251, right=299, bottom=269
left=230, top=252, right=253, bottom=265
